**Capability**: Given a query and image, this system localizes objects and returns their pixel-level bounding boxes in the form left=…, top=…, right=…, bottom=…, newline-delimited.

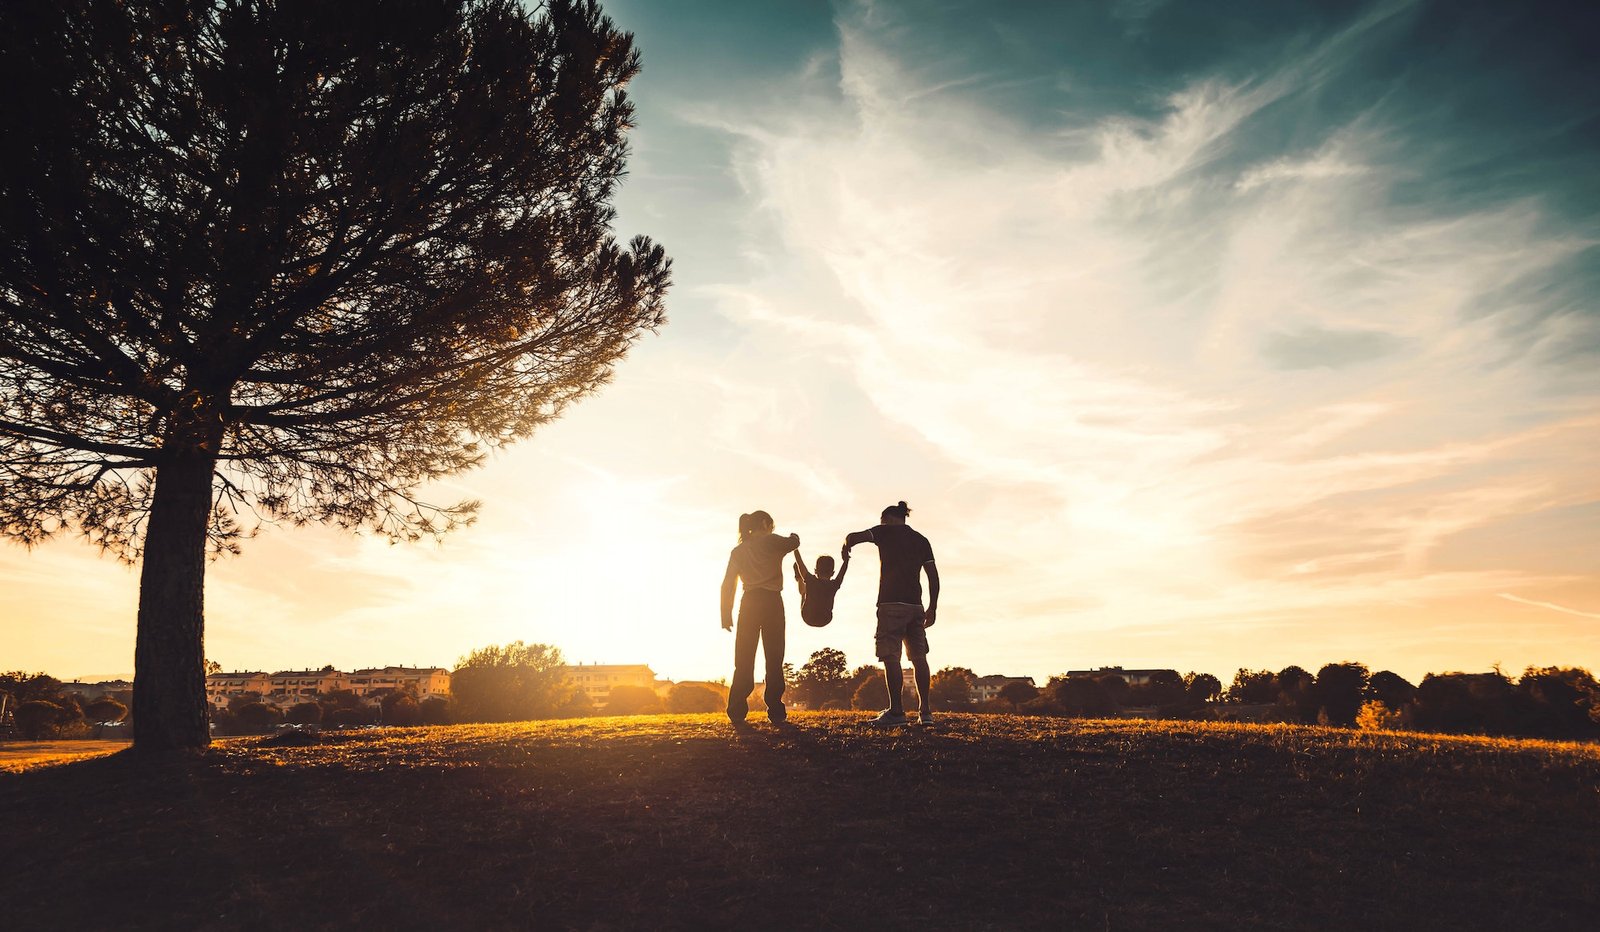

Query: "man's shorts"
left=875, top=603, right=929, bottom=661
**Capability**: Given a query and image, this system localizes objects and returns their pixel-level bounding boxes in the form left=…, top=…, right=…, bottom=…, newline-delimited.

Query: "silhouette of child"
left=793, top=549, right=849, bottom=628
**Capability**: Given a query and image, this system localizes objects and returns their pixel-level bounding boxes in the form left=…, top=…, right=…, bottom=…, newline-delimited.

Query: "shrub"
left=666, top=684, right=723, bottom=713
left=1365, top=671, right=1417, bottom=709
left=1224, top=669, right=1278, bottom=705
left=382, top=695, right=422, bottom=727
left=1018, top=697, right=1068, bottom=717
left=233, top=702, right=283, bottom=733
left=553, top=687, right=595, bottom=718
left=1275, top=666, right=1318, bottom=723
left=1184, top=673, right=1222, bottom=707
left=997, top=681, right=1039, bottom=706
left=420, top=697, right=452, bottom=725
left=604, top=685, right=663, bottom=715
left=1411, top=672, right=1515, bottom=735
left=286, top=702, right=323, bottom=725
left=331, top=706, right=378, bottom=728
left=1513, top=667, right=1600, bottom=739
left=452, top=641, right=571, bottom=723
left=929, top=667, right=977, bottom=711
left=1314, top=662, right=1370, bottom=726
left=1046, top=677, right=1117, bottom=716
left=852, top=677, right=892, bottom=711
left=84, top=696, right=128, bottom=724
left=790, top=649, right=851, bottom=710
left=1096, top=674, right=1131, bottom=707
left=1356, top=700, right=1402, bottom=731
left=15, top=700, right=66, bottom=739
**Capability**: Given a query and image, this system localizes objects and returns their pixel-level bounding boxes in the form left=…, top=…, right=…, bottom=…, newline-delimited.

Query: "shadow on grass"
left=2, top=714, right=1597, bottom=929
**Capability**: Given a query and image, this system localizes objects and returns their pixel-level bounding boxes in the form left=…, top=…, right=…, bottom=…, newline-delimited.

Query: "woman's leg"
left=727, top=602, right=761, bottom=723
left=761, top=597, right=787, bottom=720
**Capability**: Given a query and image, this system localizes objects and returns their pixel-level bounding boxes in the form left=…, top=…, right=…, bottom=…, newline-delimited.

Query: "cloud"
left=1236, top=154, right=1369, bottom=192
left=1261, top=325, right=1405, bottom=370
left=690, top=0, right=1600, bottom=675
left=1497, top=593, right=1600, bottom=621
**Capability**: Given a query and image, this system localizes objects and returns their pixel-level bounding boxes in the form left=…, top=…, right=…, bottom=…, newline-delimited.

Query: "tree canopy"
left=790, top=648, right=850, bottom=709
left=451, top=641, right=572, bottom=723
left=0, top=0, right=669, bottom=750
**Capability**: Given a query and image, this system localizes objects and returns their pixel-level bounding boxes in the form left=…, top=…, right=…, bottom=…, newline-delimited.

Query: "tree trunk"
left=131, top=453, right=217, bottom=751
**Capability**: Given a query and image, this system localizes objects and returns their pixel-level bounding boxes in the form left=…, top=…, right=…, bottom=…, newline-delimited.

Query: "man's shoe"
left=870, top=709, right=909, bottom=727
left=913, top=711, right=937, bottom=727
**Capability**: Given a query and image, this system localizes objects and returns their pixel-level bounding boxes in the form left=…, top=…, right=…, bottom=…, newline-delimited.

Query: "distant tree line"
left=209, top=685, right=453, bottom=736
left=778, top=651, right=1600, bottom=741
left=1218, top=663, right=1600, bottom=740
left=0, top=672, right=129, bottom=740
left=11, top=654, right=1598, bottom=741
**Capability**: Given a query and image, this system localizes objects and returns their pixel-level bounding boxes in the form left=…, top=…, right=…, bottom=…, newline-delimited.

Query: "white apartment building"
left=206, top=665, right=451, bottom=709
left=563, top=663, right=658, bottom=702
left=347, top=666, right=451, bottom=699
left=268, top=669, right=351, bottom=700
left=206, top=672, right=273, bottom=707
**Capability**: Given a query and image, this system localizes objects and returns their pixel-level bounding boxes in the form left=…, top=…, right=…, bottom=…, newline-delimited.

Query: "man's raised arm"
left=841, top=528, right=874, bottom=560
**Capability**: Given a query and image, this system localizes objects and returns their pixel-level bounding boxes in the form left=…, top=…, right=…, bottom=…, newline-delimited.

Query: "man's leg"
left=907, top=619, right=932, bottom=715
left=881, top=658, right=905, bottom=715
left=762, top=610, right=787, bottom=721
left=911, top=654, right=932, bottom=715
left=727, top=611, right=759, bottom=723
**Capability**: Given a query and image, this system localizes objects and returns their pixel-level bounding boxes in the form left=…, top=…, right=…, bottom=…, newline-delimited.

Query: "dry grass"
left=3, top=713, right=1596, bottom=930
left=0, top=739, right=130, bottom=772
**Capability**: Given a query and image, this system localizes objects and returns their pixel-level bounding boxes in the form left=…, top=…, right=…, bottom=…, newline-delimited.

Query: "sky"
left=2, top=0, right=1598, bottom=687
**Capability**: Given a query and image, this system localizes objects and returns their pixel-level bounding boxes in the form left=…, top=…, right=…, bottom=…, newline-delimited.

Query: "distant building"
left=267, top=669, right=350, bottom=701
left=206, top=672, right=273, bottom=707
left=205, top=665, right=451, bottom=710
left=972, top=675, right=1036, bottom=702
left=1065, top=667, right=1176, bottom=686
left=62, top=679, right=133, bottom=700
left=563, top=663, right=657, bottom=702
left=347, top=666, right=451, bottom=699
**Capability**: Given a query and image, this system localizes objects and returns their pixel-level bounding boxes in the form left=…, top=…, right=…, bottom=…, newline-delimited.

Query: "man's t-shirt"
left=868, top=524, right=935, bottom=605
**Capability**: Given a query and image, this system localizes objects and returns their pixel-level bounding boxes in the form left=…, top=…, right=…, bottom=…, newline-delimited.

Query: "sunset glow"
left=3, top=0, right=1596, bottom=687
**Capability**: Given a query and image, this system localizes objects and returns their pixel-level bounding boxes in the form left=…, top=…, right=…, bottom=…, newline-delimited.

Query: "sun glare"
left=501, top=471, right=716, bottom=678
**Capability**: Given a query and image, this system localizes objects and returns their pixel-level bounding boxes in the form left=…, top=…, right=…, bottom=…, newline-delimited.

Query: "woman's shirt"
left=721, top=533, right=799, bottom=625
left=726, top=532, right=798, bottom=592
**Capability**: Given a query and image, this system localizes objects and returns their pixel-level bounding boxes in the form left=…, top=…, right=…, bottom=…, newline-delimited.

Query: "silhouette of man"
left=843, top=501, right=940, bottom=726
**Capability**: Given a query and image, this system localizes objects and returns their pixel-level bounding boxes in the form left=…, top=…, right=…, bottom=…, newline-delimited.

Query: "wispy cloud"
left=687, top=0, right=1600, bottom=676
left=1498, top=593, right=1600, bottom=621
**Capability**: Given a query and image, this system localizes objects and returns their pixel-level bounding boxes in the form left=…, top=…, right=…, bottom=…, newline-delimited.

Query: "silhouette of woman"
left=720, top=510, right=800, bottom=725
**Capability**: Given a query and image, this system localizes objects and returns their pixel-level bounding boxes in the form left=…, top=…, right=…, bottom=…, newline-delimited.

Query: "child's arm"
left=792, top=551, right=809, bottom=596
left=833, top=550, right=851, bottom=588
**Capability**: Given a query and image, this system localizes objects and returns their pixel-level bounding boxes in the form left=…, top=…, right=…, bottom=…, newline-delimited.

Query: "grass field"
left=0, top=739, right=130, bottom=772
left=3, top=713, right=1597, bottom=929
